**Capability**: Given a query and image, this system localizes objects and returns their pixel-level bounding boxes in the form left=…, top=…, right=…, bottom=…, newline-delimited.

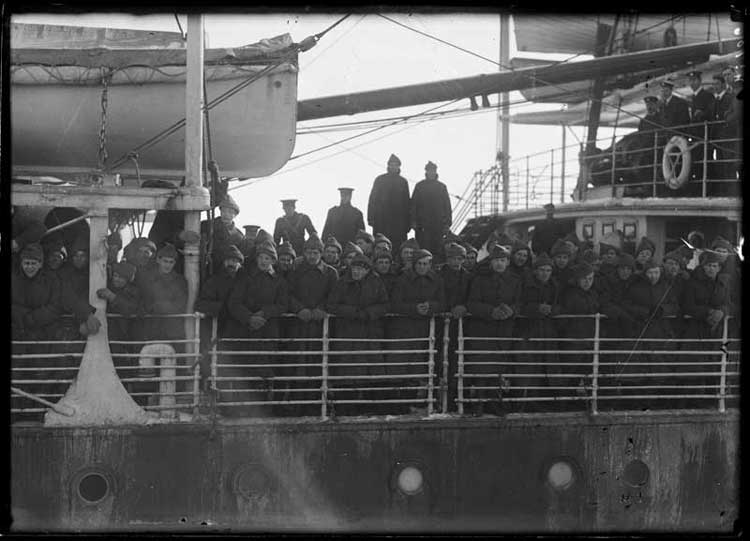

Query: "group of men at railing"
left=586, top=71, right=742, bottom=195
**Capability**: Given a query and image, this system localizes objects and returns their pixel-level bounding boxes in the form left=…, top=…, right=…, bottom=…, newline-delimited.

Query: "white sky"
left=15, top=12, right=622, bottom=233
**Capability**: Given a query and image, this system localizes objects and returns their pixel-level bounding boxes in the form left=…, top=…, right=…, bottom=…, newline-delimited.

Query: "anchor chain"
left=97, top=69, right=111, bottom=172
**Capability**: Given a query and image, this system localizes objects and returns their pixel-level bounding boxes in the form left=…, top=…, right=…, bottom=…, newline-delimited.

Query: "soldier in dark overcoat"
left=660, top=79, right=691, bottom=131
left=550, top=238, right=575, bottom=294
left=276, top=243, right=297, bottom=281
left=274, top=199, right=317, bottom=256
left=465, top=244, right=521, bottom=414
left=200, top=194, right=245, bottom=275
left=531, top=203, right=561, bottom=256
left=373, top=233, right=392, bottom=258
left=96, top=261, right=140, bottom=368
left=368, top=154, right=411, bottom=250
left=323, top=236, right=343, bottom=270
left=225, top=242, right=289, bottom=416
left=57, top=236, right=100, bottom=341
left=410, top=161, right=452, bottom=260
left=326, top=254, right=388, bottom=414
left=339, top=241, right=363, bottom=276
left=354, top=229, right=375, bottom=258
left=634, top=236, right=656, bottom=274
left=373, top=251, right=399, bottom=299
left=389, top=249, right=446, bottom=413
left=322, top=187, right=365, bottom=246
left=508, top=240, right=533, bottom=282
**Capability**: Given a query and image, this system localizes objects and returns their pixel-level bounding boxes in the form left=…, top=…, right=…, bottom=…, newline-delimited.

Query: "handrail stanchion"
left=591, top=313, right=600, bottom=415
left=458, top=316, right=465, bottom=415
left=192, top=313, right=201, bottom=414
left=525, top=156, right=530, bottom=210
left=321, top=315, right=330, bottom=419
left=610, top=143, right=617, bottom=198
left=652, top=130, right=659, bottom=197
left=718, top=316, right=729, bottom=413
left=427, top=316, right=435, bottom=415
left=549, top=149, right=555, bottom=204
left=560, top=127, right=566, bottom=203
left=210, top=316, right=218, bottom=400
left=442, top=316, right=451, bottom=413
left=702, top=121, right=709, bottom=198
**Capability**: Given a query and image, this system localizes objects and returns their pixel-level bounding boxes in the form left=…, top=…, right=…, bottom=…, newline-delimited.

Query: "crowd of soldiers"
left=11, top=151, right=741, bottom=417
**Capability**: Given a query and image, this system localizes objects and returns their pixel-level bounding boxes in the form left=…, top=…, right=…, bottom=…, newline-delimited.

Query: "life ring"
left=662, top=135, right=691, bottom=190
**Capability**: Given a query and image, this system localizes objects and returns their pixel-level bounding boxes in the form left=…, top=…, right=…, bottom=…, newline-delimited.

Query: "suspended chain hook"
left=97, top=68, right=112, bottom=172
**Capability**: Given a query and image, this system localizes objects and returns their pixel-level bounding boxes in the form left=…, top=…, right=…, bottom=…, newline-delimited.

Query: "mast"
left=497, top=13, right=511, bottom=213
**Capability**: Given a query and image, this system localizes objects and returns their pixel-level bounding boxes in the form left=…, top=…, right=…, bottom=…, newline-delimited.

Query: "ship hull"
left=11, top=411, right=738, bottom=533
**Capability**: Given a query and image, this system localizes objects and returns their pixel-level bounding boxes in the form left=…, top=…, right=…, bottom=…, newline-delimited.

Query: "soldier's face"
left=660, top=86, right=672, bottom=100
left=283, top=203, right=295, bottom=216
left=617, top=265, right=633, bottom=280
left=219, top=206, right=237, bottom=225
left=21, top=258, right=42, bottom=278
left=513, top=249, right=529, bottom=267
left=350, top=265, right=369, bottom=281
left=646, top=101, right=658, bottom=114
left=46, top=252, right=65, bottom=270
left=257, top=253, right=274, bottom=272
left=108, top=244, right=121, bottom=261
left=414, top=257, right=432, bottom=276
left=689, top=77, right=701, bottom=91
left=304, top=248, right=321, bottom=266
left=356, top=239, right=373, bottom=255
left=702, top=261, right=721, bottom=279
left=278, top=255, right=294, bottom=271
left=374, top=242, right=390, bottom=255
left=157, top=256, right=176, bottom=274
left=636, top=249, right=652, bottom=264
left=400, top=247, right=413, bottom=265
left=564, top=241, right=578, bottom=255
left=446, top=254, right=465, bottom=271
left=534, top=264, right=553, bottom=283
left=602, top=249, right=618, bottom=265
left=387, top=164, right=400, bottom=174
left=645, top=267, right=661, bottom=285
left=340, top=192, right=352, bottom=205
left=714, top=247, right=730, bottom=262
left=136, top=247, right=154, bottom=266
left=112, top=272, right=128, bottom=289
left=465, top=252, right=477, bottom=268
left=223, top=258, right=241, bottom=275
left=663, top=259, right=680, bottom=277
left=553, top=254, right=569, bottom=268
left=343, top=252, right=356, bottom=267
left=72, top=250, right=88, bottom=270
left=425, top=169, right=438, bottom=180
left=324, top=247, right=340, bottom=265
left=578, top=272, right=595, bottom=291
left=375, top=258, right=391, bottom=275
left=490, top=257, right=508, bottom=273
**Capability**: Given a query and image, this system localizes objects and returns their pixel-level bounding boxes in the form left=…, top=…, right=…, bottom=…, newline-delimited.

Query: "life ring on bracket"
left=662, top=135, right=692, bottom=190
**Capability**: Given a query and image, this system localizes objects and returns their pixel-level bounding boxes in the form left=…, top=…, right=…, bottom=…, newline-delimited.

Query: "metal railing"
left=11, top=313, right=203, bottom=421
left=456, top=314, right=740, bottom=414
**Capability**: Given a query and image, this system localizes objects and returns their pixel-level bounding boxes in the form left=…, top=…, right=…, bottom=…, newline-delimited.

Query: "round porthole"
left=543, top=457, right=580, bottom=492
left=76, top=472, right=110, bottom=504
left=622, top=459, right=650, bottom=488
left=392, top=462, right=425, bottom=496
left=232, top=464, right=272, bottom=500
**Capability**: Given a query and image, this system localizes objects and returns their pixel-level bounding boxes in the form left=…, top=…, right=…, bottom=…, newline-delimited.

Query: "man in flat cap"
left=274, top=199, right=317, bottom=256
left=322, top=187, right=365, bottom=246
left=687, top=71, right=715, bottom=124
left=659, top=79, right=690, bottom=130
left=368, top=154, right=411, bottom=250
left=410, top=161, right=452, bottom=262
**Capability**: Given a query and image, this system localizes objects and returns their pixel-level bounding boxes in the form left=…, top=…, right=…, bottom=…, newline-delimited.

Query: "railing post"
left=591, top=313, right=600, bottom=415
left=610, top=143, right=617, bottom=198
left=560, top=125, right=566, bottom=203
left=525, top=156, right=530, bottom=210
left=652, top=130, right=659, bottom=197
left=702, top=121, right=709, bottom=198
left=718, top=316, right=729, bottom=413
left=192, top=313, right=201, bottom=415
left=210, top=316, right=218, bottom=398
left=442, top=316, right=451, bottom=414
left=458, top=316, right=465, bottom=415
left=549, top=149, right=555, bottom=204
left=159, top=352, right=177, bottom=420
left=321, top=315, right=330, bottom=419
left=427, top=316, right=435, bottom=415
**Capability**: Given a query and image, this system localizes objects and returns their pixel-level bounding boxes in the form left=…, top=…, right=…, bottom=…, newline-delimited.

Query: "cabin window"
left=623, top=222, right=637, bottom=240
left=582, top=223, right=594, bottom=240
left=601, top=222, right=615, bottom=236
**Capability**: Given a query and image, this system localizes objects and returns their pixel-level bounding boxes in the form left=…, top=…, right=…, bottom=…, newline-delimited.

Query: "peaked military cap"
left=338, top=187, right=354, bottom=193
left=218, top=194, right=240, bottom=214
left=280, top=199, right=297, bottom=205
left=644, top=95, right=659, bottom=103
left=243, top=225, right=260, bottom=234
left=660, top=79, right=675, bottom=88
left=687, top=70, right=702, bottom=79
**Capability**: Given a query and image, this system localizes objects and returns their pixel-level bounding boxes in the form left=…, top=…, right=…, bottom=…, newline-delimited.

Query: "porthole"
left=232, top=464, right=272, bottom=500
left=542, top=457, right=580, bottom=492
left=72, top=469, right=113, bottom=505
left=392, top=461, right=426, bottom=496
left=622, top=459, right=650, bottom=488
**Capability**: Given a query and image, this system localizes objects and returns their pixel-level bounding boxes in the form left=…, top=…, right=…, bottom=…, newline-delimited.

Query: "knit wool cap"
left=445, top=243, right=467, bottom=258
left=157, top=243, right=178, bottom=259
left=387, top=154, right=401, bottom=166
left=562, top=232, right=581, bottom=247
left=642, top=258, right=660, bottom=271
left=635, top=236, right=656, bottom=256
left=355, top=229, right=374, bottom=244
left=699, top=250, right=723, bottom=265
left=350, top=253, right=372, bottom=269
left=325, top=236, right=342, bottom=253
left=255, top=229, right=274, bottom=246
left=304, top=234, right=324, bottom=252
left=20, top=242, right=44, bottom=263
left=572, top=262, right=595, bottom=280
left=256, top=242, right=278, bottom=261
left=343, top=242, right=363, bottom=257
left=218, top=193, right=240, bottom=214
left=373, top=233, right=392, bottom=249
left=112, top=261, right=137, bottom=282
left=374, top=251, right=393, bottom=262
left=511, top=239, right=530, bottom=254
left=277, top=243, right=296, bottom=258
left=533, top=252, right=553, bottom=269
left=616, top=253, right=635, bottom=268
left=412, top=248, right=433, bottom=262
left=662, top=250, right=683, bottom=266
left=399, top=238, right=420, bottom=252
left=489, top=244, right=511, bottom=260
left=581, top=248, right=600, bottom=265
left=550, top=239, right=572, bottom=256
left=711, top=236, right=733, bottom=251
left=222, top=244, right=244, bottom=264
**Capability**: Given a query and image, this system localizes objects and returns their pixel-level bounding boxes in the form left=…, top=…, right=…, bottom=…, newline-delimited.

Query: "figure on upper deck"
left=322, top=187, right=365, bottom=246
left=659, top=79, right=691, bottom=131
left=531, top=203, right=561, bottom=257
left=687, top=71, right=716, bottom=125
left=410, top=161, right=453, bottom=261
left=368, top=154, right=411, bottom=250
left=273, top=199, right=317, bottom=256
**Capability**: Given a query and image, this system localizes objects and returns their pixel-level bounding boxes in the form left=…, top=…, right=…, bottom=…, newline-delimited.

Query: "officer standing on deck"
left=322, top=187, right=365, bottom=246
left=410, top=161, right=452, bottom=260
left=274, top=199, right=317, bottom=256
left=368, top=154, right=412, bottom=249
left=660, top=79, right=691, bottom=131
